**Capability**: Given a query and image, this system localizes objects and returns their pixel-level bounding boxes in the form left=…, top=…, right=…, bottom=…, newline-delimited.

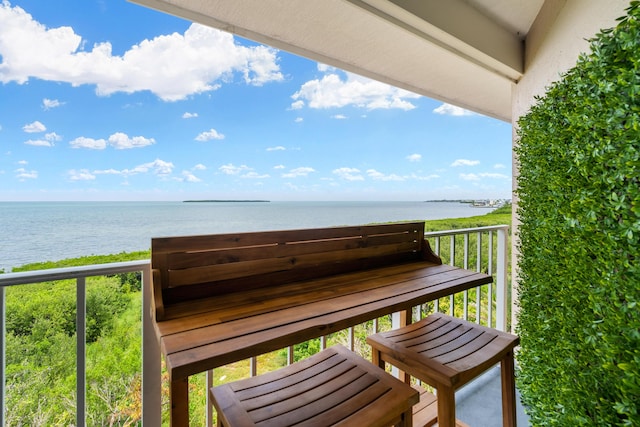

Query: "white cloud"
left=433, top=103, right=476, bottom=116
left=219, top=163, right=251, bottom=175
left=195, top=128, right=225, bottom=141
left=292, top=70, right=420, bottom=111
left=0, top=4, right=283, bottom=101
left=494, top=163, right=506, bottom=169
left=94, top=168, right=122, bottom=175
left=332, top=114, right=347, bottom=120
left=267, top=146, right=285, bottom=151
left=459, top=172, right=509, bottom=181
left=274, top=164, right=285, bottom=170
left=479, top=172, right=510, bottom=179
left=294, top=117, right=303, bottom=123
left=460, top=173, right=480, bottom=181
left=333, top=167, right=364, bottom=181
left=24, top=139, right=53, bottom=147
left=317, top=63, right=335, bottom=73
left=366, top=169, right=404, bottom=181
left=108, top=132, right=155, bottom=149
left=69, top=133, right=154, bottom=149
left=217, top=163, right=269, bottom=178
left=42, top=98, right=63, bottom=110
left=15, top=167, right=37, bottom=180
left=70, top=136, right=107, bottom=149
left=242, top=171, right=270, bottom=179
left=68, top=169, right=96, bottom=181
left=410, top=173, right=440, bottom=181
left=182, top=112, right=198, bottom=119
left=290, top=100, right=305, bottom=110
left=406, top=153, right=421, bottom=162
left=22, top=120, right=46, bottom=133
left=451, top=159, right=480, bottom=167
left=182, top=170, right=201, bottom=182
left=282, top=167, right=315, bottom=178
left=131, top=159, right=174, bottom=175
left=193, top=163, right=206, bottom=170
left=45, top=132, right=61, bottom=142
left=92, top=160, right=174, bottom=178
left=27, top=131, right=61, bottom=146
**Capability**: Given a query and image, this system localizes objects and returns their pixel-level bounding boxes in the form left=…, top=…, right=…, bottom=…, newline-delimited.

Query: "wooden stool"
left=367, top=313, right=520, bottom=427
left=210, top=344, right=420, bottom=426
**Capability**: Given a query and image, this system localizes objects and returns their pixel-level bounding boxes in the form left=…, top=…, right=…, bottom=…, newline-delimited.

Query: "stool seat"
left=367, top=313, right=519, bottom=427
left=210, top=344, right=420, bottom=427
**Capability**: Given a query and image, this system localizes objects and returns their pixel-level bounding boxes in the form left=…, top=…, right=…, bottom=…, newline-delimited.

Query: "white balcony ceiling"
left=131, top=0, right=547, bottom=122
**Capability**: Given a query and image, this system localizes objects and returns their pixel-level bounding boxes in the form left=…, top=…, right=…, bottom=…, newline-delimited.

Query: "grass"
left=424, top=203, right=512, bottom=231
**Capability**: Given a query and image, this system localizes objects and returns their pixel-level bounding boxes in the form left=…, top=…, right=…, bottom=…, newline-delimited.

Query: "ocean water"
left=0, top=201, right=494, bottom=271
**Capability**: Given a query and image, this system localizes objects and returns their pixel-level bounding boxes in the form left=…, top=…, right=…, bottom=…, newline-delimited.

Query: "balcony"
left=0, top=225, right=528, bottom=426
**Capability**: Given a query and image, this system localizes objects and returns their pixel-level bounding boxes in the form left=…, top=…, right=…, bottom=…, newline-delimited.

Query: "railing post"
left=142, top=264, right=162, bottom=426
left=77, top=277, right=86, bottom=427
left=496, top=227, right=509, bottom=332
left=207, top=370, right=214, bottom=427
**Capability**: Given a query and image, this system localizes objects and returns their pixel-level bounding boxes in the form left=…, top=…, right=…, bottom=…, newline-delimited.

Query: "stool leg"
left=397, top=408, right=414, bottom=427
left=501, top=351, right=517, bottom=427
left=372, top=347, right=412, bottom=384
left=436, top=385, right=456, bottom=427
left=372, top=348, right=385, bottom=370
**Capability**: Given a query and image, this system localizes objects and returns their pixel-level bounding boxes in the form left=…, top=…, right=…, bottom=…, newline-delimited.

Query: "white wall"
left=510, top=0, right=630, bottom=329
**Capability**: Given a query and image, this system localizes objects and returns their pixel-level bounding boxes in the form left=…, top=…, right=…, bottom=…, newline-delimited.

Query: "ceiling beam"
left=355, top=0, right=524, bottom=80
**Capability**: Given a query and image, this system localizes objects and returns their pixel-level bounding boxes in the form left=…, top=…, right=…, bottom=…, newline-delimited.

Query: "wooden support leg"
left=372, top=347, right=384, bottom=370
left=501, top=351, right=517, bottom=427
left=394, top=308, right=415, bottom=384
left=170, top=376, right=189, bottom=427
left=399, top=408, right=414, bottom=427
left=436, top=385, right=456, bottom=427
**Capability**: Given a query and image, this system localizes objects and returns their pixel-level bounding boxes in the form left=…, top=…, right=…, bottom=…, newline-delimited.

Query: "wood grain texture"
left=211, top=345, right=419, bottom=427
left=149, top=222, right=489, bottom=426
left=367, top=313, right=519, bottom=427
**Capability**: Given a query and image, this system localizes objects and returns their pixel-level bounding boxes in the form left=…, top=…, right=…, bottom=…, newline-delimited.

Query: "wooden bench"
left=150, top=221, right=493, bottom=425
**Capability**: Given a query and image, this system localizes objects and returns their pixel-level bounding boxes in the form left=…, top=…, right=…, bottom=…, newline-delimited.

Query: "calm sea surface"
left=0, top=201, right=494, bottom=271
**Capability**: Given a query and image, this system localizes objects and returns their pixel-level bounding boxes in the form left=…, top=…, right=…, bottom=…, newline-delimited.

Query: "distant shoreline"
left=425, top=199, right=475, bottom=203
left=183, top=200, right=270, bottom=203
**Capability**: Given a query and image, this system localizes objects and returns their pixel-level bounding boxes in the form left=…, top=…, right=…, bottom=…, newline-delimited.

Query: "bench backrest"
left=151, top=221, right=431, bottom=321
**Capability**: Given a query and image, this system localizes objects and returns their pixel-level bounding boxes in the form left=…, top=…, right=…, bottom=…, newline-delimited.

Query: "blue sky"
left=0, top=0, right=512, bottom=202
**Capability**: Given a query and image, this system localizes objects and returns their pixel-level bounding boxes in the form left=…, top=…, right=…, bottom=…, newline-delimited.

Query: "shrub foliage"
left=515, top=2, right=640, bottom=425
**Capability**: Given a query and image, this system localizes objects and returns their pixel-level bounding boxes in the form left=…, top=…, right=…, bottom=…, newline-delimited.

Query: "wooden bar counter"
left=150, top=222, right=492, bottom=425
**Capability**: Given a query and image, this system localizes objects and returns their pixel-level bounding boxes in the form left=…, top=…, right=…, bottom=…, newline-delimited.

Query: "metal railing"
left=0, top=225, right=509, bottom=425
left=425, top=225, right=510, bottom=331
left=0, top=261, right=161, bottom=427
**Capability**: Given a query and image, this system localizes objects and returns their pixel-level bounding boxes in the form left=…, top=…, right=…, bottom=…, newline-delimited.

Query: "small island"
left=183, top=200, right=270, bottom=203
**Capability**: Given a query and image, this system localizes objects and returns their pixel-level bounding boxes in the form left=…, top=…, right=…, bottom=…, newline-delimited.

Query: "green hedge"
left=515, top=2, right=640, bottom=425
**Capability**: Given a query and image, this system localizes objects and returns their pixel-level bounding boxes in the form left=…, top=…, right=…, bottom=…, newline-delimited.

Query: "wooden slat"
left=165, top=240, right=422, bottom=287
left=157, top=262, right=456, bottom=327
left=151, top=222, right=425, bottom=310
left=210, top=345, right=418, bottom=427
left=160, top=265, right=470, bottom=347
left=163, top=271, right=492, bottom=378
left=161, top=230, right=418, bottom=271
left=162, top=271, right=488, bottom=358
left=153, top=221, right=424, bottom=254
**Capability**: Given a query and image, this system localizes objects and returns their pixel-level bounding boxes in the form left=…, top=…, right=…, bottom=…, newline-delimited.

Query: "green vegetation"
left=515, top=3, right=640, bottom=425
left=3, top=206, right=510, bottom=425
left=424, top=203, right=511, bottom=232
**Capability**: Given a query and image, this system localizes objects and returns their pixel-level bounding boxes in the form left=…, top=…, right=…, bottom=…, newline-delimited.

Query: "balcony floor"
left=453, top=365, right=530, bottom=426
